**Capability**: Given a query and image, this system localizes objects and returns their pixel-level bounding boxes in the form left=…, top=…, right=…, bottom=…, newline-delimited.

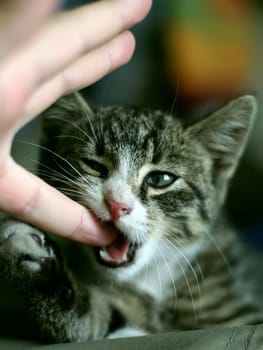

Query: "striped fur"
left=0, top=92, right=262, bottom=343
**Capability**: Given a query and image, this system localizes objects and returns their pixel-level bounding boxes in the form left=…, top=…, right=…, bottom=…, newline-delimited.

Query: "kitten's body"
left=0, top=93, right=262, bottom=343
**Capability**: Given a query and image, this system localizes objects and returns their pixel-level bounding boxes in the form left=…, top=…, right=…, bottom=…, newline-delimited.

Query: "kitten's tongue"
left=100, top=235, right=130, bottom=263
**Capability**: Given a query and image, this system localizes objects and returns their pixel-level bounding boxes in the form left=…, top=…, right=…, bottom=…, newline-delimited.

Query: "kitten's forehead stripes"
left=91, top=107, right=173, bottom=165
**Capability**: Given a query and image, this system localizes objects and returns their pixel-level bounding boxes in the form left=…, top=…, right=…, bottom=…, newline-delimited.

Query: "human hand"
left=0, top=0, right=152, bottom=246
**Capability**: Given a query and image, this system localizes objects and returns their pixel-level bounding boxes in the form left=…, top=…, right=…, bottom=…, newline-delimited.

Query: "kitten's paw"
left=0, top=220, right=58, bottom=279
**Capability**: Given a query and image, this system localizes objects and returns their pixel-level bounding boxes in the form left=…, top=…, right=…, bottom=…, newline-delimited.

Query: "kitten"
left=0, top=92, right=262, bottom=342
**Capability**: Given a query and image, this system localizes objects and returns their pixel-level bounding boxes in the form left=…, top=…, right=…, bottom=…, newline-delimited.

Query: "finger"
left=25, top=31, right=135, bottom=119
left=0, top=0, right=152, bottom=130
left=0, top=158, right=117, bottom=246
left=0, top=0, right=60, bottom=59
left=23, top=0, right=152, bottom=87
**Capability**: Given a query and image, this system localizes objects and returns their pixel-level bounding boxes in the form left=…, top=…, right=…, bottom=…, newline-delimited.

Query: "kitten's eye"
left=80, top=158, right=108, bottom=178
left=144, top=171, right=177, bottom=189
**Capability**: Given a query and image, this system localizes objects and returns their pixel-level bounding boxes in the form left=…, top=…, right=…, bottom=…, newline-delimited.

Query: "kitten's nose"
left=106, top=199, right=132, bottom=223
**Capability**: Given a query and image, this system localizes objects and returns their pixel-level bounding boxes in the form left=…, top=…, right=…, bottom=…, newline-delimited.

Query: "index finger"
left=0, top=158, right=117, bottom=246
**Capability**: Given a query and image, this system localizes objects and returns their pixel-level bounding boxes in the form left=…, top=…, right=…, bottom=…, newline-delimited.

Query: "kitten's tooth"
left=99, top=247, right=128, bottom=264
left=99, top=248, right=114, bottom=262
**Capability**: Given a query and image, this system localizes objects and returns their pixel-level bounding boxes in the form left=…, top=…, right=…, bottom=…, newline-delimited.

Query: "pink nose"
left=106, top=199, right=132, bottom=223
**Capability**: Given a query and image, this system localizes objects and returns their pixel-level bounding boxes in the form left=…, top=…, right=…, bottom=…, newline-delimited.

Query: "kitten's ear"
left=187, top=95, right=257, bottom=185
left=38, top=93, right=93, bottom=183
left=41, top=92, right=93, bottom=134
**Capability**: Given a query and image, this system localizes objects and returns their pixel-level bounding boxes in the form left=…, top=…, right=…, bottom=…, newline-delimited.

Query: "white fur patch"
left=133, top=239, right=205, bottom=301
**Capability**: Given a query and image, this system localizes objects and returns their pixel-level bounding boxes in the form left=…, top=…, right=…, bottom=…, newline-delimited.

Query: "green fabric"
left=1, top=275, right=263, bottom=349
left=0, top=325, right=262, bottom=350
left=0, top=339, right=37, bottom=349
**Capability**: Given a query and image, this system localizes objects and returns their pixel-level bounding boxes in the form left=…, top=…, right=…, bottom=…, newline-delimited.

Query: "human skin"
left=0, top=0, right=152, bottom=246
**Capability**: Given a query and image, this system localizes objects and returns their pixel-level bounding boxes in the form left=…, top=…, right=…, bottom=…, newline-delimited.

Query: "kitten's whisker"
left=168, top=73, right=179, bottom=117
left=55, top=134, right=87, bottom=143
left=36, top=165, right=75, bottom=183
left=35, top=162, right=90, bottom=200
left=135, top=229, right=145, bottom=246
left=38, top=174, right=77, bottom=189
left=34, top=161, right=89, bottom=191
left=152, top=255, right=163, bottom=302
left=142, top=259, right=150, bottom=287
left=54, top=159, right=90, bottom=187
left=19, top=141, right=85, bottom=181
left=56, top=187, right=86, bottom=197
left=167, top=236, right=202, bottom=307
left=47, top=116, right=95, bottom=144
left=172, top=235, right=205, bottom=288
left=154, top=243, right=178, bottom=315
left=164, top=237, right=199, bottom=322
left=203, top=231, right=234, bottom=280
left=97, top=112, right=105, bottom=148
left=84, top=111, right=101, bottom=145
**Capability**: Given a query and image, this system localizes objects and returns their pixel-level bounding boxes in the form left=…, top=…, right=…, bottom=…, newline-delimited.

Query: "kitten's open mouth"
left=95, top=233, right=140, bottom=268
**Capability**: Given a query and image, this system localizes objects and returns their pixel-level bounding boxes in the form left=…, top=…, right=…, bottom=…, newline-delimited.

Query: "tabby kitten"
left=0, top=92, right=262, bottom=342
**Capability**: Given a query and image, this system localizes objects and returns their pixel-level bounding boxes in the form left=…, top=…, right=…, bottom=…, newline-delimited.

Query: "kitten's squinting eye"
left=80, top=158, right=108, bottom=178
left=144, top=171, right=178, bottom=189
